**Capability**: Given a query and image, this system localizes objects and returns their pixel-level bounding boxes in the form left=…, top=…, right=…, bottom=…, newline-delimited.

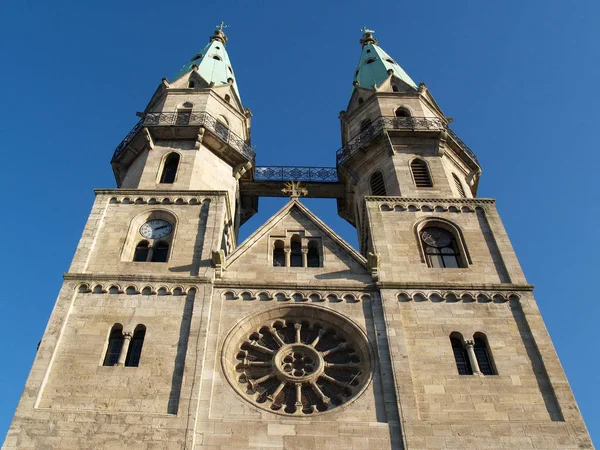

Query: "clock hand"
left=154, top=225, right=169, bottom=231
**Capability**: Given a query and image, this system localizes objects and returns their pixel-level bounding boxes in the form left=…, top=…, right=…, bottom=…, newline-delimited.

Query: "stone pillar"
left=464, top=339, right=481, bottom=375
left=301, top=249, right=308, bottom=268
left=284, top=249, right=291, bottom=267
left=117, top=332, right=133, bottom=366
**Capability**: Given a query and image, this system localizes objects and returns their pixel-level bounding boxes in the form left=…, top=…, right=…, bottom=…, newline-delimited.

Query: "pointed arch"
left=160, top=152, right=180, bottom=184
left=410, top=158, right=433, bottom=188
left=125, top=325, right=146, bottom=367
left=369, top=170, right=387, bottom=196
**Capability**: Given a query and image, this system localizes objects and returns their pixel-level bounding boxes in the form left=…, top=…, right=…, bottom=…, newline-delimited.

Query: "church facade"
left=3, top=27, right=592, bottom=449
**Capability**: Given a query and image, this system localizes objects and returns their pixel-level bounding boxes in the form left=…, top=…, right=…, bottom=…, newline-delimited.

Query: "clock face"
left=139, top=219, right=173, bottom=239
left=421, top=228, right=452, bottom=248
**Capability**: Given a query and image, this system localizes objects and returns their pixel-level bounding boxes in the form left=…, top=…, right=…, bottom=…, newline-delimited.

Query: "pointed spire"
left=171, top=22, right=241, bottom=101
left=353, top=28, right=417, bottom=90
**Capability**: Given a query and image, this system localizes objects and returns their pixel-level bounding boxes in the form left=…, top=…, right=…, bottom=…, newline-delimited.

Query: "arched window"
left=453, top=173, right=467, bottom=198
left=392, top=85, right=399, bottom=92
left=360, top=118, right=371, bottom=132
left=395, top=107, right=411, bottom=117
left=365, top=58, right=376, bottom=64
left=103, top=324, right=124, bottom=366
left=215, top=115, right=229, bottom=141
left=474, top=334, right=495, bottom=375
left=358, top=97, right=364, bottom=105
left=273, top=240, right=285, bottom=267
left=450, top=334, right=472, bottom=375
left=125, top=325, right=146, bottom=367
left=224, top=94, right=231, bottom=103
left=421, top=226, right=462, bottom=268
left=410, top=159, right=433, bottom=187
left=152, top=241, right=169, bottom=262
left=160, top=153, right=180, bottom=184
left=370, top=171, right=386, bottom=196
left=175, top=108, right=191, bottom=125
left=290, top=235, right=302, bottom=267
left=307, top=240, right=320, bottom=267
left=133, top=241, right=150, bottom=262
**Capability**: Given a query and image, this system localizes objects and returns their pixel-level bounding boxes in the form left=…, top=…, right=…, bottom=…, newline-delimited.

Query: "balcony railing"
left=336, top=116, right=478, bottom=164
left=255, top=166, right=338, bottom=182
left=113, top=111, right=255, bottom=162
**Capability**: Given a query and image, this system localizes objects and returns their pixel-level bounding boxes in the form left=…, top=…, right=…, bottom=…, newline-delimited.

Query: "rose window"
left=223, top=306, right=372, bottom=416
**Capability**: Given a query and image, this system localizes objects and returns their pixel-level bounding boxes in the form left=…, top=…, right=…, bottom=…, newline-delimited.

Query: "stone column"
left=464, top=339, right=481, bottom=375
left=301, top=249, right=308, bottom=268
left=117, top=332, right=133, bottom=366
left=284, top=249, right=291, bottom=267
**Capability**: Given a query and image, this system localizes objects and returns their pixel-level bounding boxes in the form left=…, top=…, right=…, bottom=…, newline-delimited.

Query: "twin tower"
left=4, top=28, right=591, bottom=449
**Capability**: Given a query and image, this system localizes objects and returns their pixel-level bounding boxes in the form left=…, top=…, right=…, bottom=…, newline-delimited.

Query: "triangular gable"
left=223, top=200, right=369, bottom=284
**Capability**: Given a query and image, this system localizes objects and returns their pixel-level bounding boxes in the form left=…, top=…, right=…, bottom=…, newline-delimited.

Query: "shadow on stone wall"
left=168, top=288, right=196, bottom=414
left=476, top=208, right=511, bottom=283
left=510, top=299, right=564, bottom=421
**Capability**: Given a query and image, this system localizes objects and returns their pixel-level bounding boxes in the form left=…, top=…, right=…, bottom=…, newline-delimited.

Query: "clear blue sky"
left=1, top=0, right=598, bottom=444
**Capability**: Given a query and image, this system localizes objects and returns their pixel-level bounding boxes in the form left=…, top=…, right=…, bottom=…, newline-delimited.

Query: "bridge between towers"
left=241, top=166, right=345, bottom=198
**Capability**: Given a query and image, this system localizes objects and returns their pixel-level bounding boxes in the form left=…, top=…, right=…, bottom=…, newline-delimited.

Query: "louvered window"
left=370, top=171, right=386, bottom=196
left=474, top=336, right=495, bottom=375
left=411, top=159, right=433, bottom=187
left=453, top=173, right=467, bottom=198
left=451, top=337, right=472, bottom=375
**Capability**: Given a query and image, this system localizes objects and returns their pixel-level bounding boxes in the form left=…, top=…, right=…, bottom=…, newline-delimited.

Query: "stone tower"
left=3, top=27, right=592, bottom=449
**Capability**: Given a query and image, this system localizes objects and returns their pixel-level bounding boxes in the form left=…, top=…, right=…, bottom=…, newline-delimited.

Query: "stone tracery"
left=224, top=307, right=371, bottom=416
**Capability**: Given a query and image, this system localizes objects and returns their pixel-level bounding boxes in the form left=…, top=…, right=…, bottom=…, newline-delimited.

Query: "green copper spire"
left=354, top=29, right=417, bottom=90
left=172, top=23, right=241, bottom=100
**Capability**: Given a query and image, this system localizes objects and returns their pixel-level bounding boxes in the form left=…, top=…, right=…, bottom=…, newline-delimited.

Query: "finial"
left=282, top=181, right=308, bottom=200
left=210, top=21, right=229, bottom=45
left=360, top=26, right=378, bottom=47
left=216, top=21, right=229, bottom=31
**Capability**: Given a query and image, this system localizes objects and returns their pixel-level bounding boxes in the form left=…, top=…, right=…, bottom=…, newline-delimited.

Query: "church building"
left=2, top=26, right=592, bottom=449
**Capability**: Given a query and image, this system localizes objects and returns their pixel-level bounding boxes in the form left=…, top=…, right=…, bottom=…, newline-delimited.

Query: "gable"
left=223, top=201, right=370, bottom=285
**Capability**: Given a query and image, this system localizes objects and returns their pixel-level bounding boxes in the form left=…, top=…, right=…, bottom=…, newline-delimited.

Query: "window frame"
left=414, top=218, right=471, bottom=268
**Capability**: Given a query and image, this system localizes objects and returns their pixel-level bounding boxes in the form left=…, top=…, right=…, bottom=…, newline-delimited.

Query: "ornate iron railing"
left=336, top=116, right=478, bottom=164
left=255, top=166, right=338, bottom=182
left=113, top=111, right=255, bottom=161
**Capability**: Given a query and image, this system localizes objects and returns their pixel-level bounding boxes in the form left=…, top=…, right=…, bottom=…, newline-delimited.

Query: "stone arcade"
left=3, top=27, right=592, bottom=449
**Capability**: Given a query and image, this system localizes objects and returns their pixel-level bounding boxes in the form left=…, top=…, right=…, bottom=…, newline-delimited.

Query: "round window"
left=222, top=305, right=372, bottom=416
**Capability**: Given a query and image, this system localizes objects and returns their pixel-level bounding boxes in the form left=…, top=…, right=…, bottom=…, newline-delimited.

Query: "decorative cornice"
left=64, top=273, right=213, bottom=284
left=214, top=280, right=374, bottom=291
left=379, top=282, right=533, bottom=291
left=365, top=196, right=495, bottom=205
left=395, top=289, right=526, bottom=304
left=216, top=287, right=374, bottom=303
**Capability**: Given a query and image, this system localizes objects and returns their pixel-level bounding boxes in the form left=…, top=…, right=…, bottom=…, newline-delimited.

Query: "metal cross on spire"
left=360, top=26, right=375, bottom=34
left=216, top=21, right=229, bottom=31
left=282, top=181, right=308, bottom=200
